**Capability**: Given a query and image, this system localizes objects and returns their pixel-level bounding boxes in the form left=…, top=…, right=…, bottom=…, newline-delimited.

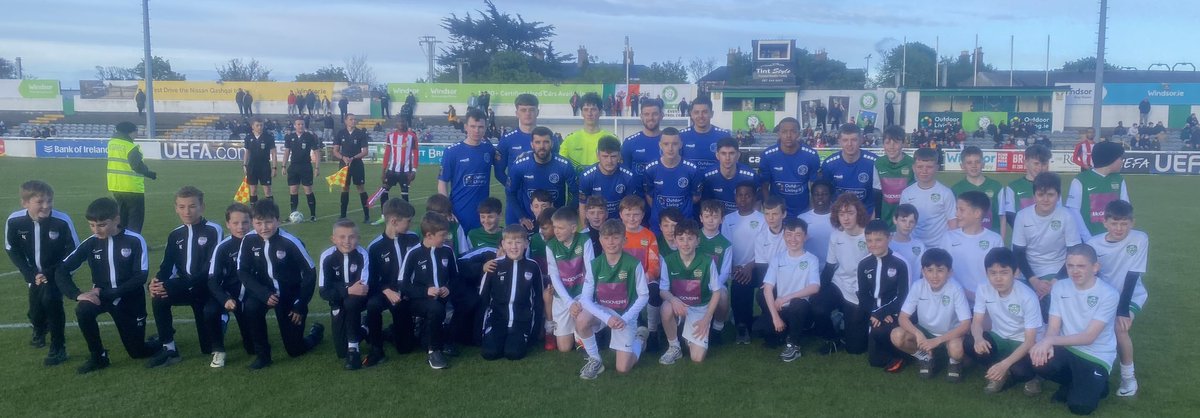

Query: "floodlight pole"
left=1092, top=0, right=1107, bottom=137
left=142, top=0, right=156, bottom=139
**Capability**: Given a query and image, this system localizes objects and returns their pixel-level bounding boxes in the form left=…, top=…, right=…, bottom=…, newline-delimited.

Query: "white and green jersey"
left=722, top=210, right=764, bottom=267
left=1001, top=177, right=1036, bottom=216
left=698, top=231, right=733, bottom=285
left=901, top=278, right=971, bottom=336
left=764, top=251, right=820, bottom=303
left=889, top=236, right=925, bottom=284
left=1012, top=205, right=1081, bottom=278
left=827, top=229, right=869, bottom=304
left=942, top=228, right=1003, bottom=297
left=1065, top=170, right=1129, bottom=240
left=1048, top=278, right=1119, bottom=373
left=660, top=252, right=721, bottom=307
left=899, top=181, right=957, bottom=249
left=546, top=233, right=594, bottom=301
left=1087, top=230, right=1149, bottom=314
left=952, top=177, right=1005, bottom=234
left=582, top=252, right=648, bottom=323
left=799, top=209, right=834, bottom=269
left=974, top=281, right=1043, bottom=342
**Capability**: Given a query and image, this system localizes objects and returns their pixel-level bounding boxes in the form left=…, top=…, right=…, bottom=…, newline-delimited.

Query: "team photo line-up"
left=7, top=92, right=1143, bottom=416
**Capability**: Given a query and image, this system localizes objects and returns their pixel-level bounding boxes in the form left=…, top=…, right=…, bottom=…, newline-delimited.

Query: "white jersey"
left=722, top=210, right=765, bottom=267
left=1087, top=230, right=1149, bottom=311
left=943, top=228, right=1004, bottom=298
left=763, top=251, right=820, bottom=303
left=1048, top=278, right=1119, bottom=372
left=1065, top=175, right=1130, bottom=242
left=974, top=281, right=1043, bottom=342
left=753, top=227, right=785, bottom=265
left=889, top=236, right=925, bottom=284
left=827, top=229, right=869, bottom=304
left=900, top=181, right=957, bottom=249
left=1012, top=205, right=1081, bottom=278
left=799, top=209, right=834, bottom=269
left=902, top=278, right=972, bottom=336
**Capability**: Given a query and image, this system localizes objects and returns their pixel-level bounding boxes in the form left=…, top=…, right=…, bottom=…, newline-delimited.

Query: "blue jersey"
left=495, top=129, right=533, bottom=186
left=821, top=150, right=882, bottom=215
left=702, top=164, right=758, bottom=214
left=578, top=164, right=641, bottom=220
left=438, top=140, right=497, bottom=232
left=506, top=153, right=576, bottom=224
left=621, top=131, right=661, bottom=177
left=643, top=160, right=703, bottom=232
left=758, top=144, right=822, bottom=217
left=680, top=126, right=729, bottom=173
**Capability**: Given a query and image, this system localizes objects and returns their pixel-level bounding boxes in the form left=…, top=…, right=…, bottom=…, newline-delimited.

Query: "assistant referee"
left=107, top=121, right=157, bottom=233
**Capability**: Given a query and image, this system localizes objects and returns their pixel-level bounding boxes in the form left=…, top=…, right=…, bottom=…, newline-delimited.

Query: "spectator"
left=1071, top=128, right=1096, bottom=171
left=828, top=101, right=843, bottom=127
left=1113, top=121, right=1127, bottom=137
left=1138, top=97, right=1151, bottom=125
left=468, top=92, right=478, bottom=112
left=244, top=91, right=254, bottom=116
left=235, top=88, right=246, bottom=116
left=373, top=122, right=383, bottom=132
left=135, top=89, right=146, bottom=116
left=381, top=91, right=391, bottom=119
left=815, top=101, right=828, bottom=131
left=679, top=97, right=689, bottom=119
left=287, top=90, right=297, bottom=116
left=570, top=91, right=580, bottom=116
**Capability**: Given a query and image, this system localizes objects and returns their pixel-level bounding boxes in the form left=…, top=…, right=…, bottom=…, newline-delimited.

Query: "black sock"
left=340, top=192, right=349, bottom=219
left=379, top=191, right=389, bottom=211
left=250, top=195, right=258, bottom=203
left=289, top=194, right=299, bottom=212
left=307, top=193, right=317, bottom=218
left=359, top=192, right=370, bottom=219
left=400, top=184, right=410, bottom=202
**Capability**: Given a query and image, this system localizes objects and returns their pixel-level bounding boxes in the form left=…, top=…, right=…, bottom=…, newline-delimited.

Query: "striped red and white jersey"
left=383, top=129, right=419, bottom=173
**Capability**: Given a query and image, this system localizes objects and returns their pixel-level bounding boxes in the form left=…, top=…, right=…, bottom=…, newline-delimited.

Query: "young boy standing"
left=967, top=248, right=1043, bottom=394
left=658, top=220, right=725, bottom=364
left=204, top=203, right=256, bottom=368
left=402, top=213, right=459, bottom=370
left=581, top=196, right=608, bottom=257
left=900, top=148, right=957, bottom=249
left=545, top=208, right=594, bottom=353
left=889, top=204, right=924, bottom=284
left=799, top=179, right=835, bottom=269
left=952, top=146, right=1005, bottom=237
left=1001, top=144, right=1051, bottom=229
left=813, top=194, right=871, bottom=355
left=1066, top=141, right=1130, bottom=241
left=656, top=208, right=684, bottom=257
left=891, top=248, right=972, bottom=382
left=460, top=197, right=504, bottom=254
left=858, top=220, right=910, bottom=370
left=756, top=218, right=821, bottom=362
left=876, top=125, right=915, bottom=229
left=576, top=219, right=650, bottom=379
left=365, top=198, right=422, bottom=364
left=1013, top=172, right=1081, bottom=318
left=318, top=220, right=372, bottom=370
left=698, top=199, right=734, bottom=340
left=479, top=225, right=544, bottom=361
left=619, top=196, right=661, bottom=349
left=724, top=183, right=765, bottom=344
left=1086, top=200, right=1148, bottom=396
left=943, top=190, right=1004, bottom=303
left=6, top=180, right=78, bottom=365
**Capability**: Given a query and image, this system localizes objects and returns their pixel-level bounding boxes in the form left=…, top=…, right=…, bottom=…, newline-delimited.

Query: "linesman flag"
left=233, top=177, right=251, bottom=203
left=325, top=166, right=349, bottom=192
left=367, top=186, right=387, bottom=207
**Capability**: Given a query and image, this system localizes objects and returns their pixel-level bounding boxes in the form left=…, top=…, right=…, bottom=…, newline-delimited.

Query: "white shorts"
left=552, top=297, right=576, bottom=337
left=606, top=318, right=638, bottom=353
left=679, top=305, right=711, bottom=349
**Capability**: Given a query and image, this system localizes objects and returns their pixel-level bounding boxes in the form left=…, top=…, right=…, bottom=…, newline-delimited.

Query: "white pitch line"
left=0, top=312, right=334, bottom=330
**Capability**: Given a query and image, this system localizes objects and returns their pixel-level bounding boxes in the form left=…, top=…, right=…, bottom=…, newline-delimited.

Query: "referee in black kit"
left=333, top=113, right=371, bottom=222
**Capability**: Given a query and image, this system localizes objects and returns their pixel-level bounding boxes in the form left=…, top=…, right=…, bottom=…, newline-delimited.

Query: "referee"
left=107, top=121, right=157, bottom=233
left=333, top=113, right=371, bottom=223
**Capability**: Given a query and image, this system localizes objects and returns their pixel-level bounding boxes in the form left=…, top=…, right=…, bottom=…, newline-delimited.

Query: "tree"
left=437, top=0, right=567, bottom=83
left=944, top=52, right=996, bottom=86
left=95, top=66, right=137, bottom=81
left=640, top=60, right=688, bottom=83
left=873, top=42, right=938, bottom=88
left=1059, top=56, right=1120, bottom=72
left=723, top=50, right=755, bottom=86
left=0, top=58, right=15, bottom=79
left=794, top=49, right=865, bottom=89
left=344, top=54, right=376, bottom=86
left=131, top=56, right=186, bottom=81
left=687, top=57, right=717, bottom=83
left=295, top=65, right=349, bottom=82
left=217, top=58, right=273, bottom=82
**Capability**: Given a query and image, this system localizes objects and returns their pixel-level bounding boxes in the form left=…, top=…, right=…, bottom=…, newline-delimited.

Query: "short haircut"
left=716, top=137, right=739, bottom=152
left=382, top=198, right=416, bottom=220
left=830, top=193, right=869, bottom=230
left=19, top=180, right=53, bottom=202
left=810, top=178, right=833, bottom=194
left=580, top=92, right=603, bottom=109
left=735, top=181, right=757, bottom=194
left=1104, top=200, right=1134, bottom=220
left=225, top=202, right=252, bottom=222
left=477, top=197, right=502, bottom=215
left=530, top=189, right=554, bottom=204
left=420, top=213, right=450, bottom=237
left=531, top=126, right=553, bottom=138
left=776, top=117, right=800, bottom=130
left=1033, top=172, right=1061, bottom=195
left=641, top=98, right=663, bottom=111
left=251, top=117, right=265, bottom=125
left=584, top=195, right=606, bottom=210
left=1065, top=243, right=1099, bottom=264
left=661, top=127, right=680, bottom=137
left=333, top=218, right=357, bottom=233
left=251, top=199, right=280, bottom=221
left=85, top=198, right=119, bottom=222
left=762, top=196, right=786, bottom=212
left=864, top=219, right=890, bottom=236
left=619, top=195, right=645, bottom=212
left=984, top=247, right=1017, bottom=271
left=535, top=209, right=555, bottom=227
left=690, top=96, right=713, bottom=110
left=597, top=135, right=621, bottom=153
left=920, top=248, right=953, bottom=269
left=782, top=217, right=808, bottom=234
left=674, top=219, right=700, bottom=238
left=502, top=224, right=528, bottom=241
left=175, top=186, right=205, bottom=205
left=342, top=114, right=355, bottom=121
left=466, top=108, right=487, bottom=124
left=895, top=203, right=919, bottom=221
left=956, top=190, right=990, bottom=213
left=551, top=206, right=579, bottom=225
left=1024, top=144, right=1052, bottom=163
left=699, top=199, right=724, bottom=215
left=426, top=194, right=452, bottom=215
left=838, top=123, right=861, bottom=137
left=883, top=125, right=906, bottom=142
left=913, top=148, right=939, bottom=163
left=514, top=93, right=539, bottom=107
left=599, top=219, right=625, bottom=237
left=659, top=207, right=684, bottom=223
left=961, top=145, right=984, bottom=160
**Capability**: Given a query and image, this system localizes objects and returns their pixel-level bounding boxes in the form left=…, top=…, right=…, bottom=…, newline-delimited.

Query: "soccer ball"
left=288, top=211, right=305, bottom=224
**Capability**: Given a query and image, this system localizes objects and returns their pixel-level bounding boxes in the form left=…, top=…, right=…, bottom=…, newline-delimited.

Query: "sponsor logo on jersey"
left=275, top=250, right=287, bottom=260
left=858, top=172, right=869, bottom=183
left=677, top=177, right=689, bottom=188
left=1087, top=295, right=1098, bottom=308
left=121, top=247, right=132, bottom=258
left=48, top=231, right=59, bottom=240
left=198, top=236, right=208, bottom=246
left=1008, top=303, right=1021, bottom=315
left=1126, top=244, right=1137, bottom=256
left=941, top=295, right=951, bottom=306
left=1050, top=220, right=1062, bottom=231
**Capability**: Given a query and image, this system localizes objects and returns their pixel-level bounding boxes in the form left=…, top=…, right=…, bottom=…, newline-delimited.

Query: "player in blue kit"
left=496, top=94, right=545, bottom=223
left=437, top=109, right=498, bottom=233
left=821, top=123, right=882, bottom=217
left=506, top=126, right=576, bottom=230
left=622, top=98, right=664, bottom=176
left=702, top=137, right=757, bottom=214
left=758, top=117, right=821, bottom=217
left=679, top=96, right=729, bottom=173
left=579, top=136, right=641, bottom=221
left=643, top=127, right=702, bottom=233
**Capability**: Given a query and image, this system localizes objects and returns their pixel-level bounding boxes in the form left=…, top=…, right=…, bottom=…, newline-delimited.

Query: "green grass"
left=0, top=157, right=1196, bottom=416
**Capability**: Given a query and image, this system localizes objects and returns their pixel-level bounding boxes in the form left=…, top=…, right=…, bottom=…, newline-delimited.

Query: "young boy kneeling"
left=967, top=247, right=1044, bottom=395
left=755, top=217, right=820, bottom=362
left=575, top=220, right=650, bottom=379
left=891, top=248, right=971, bottom=382
left=658, top=220, right=725, bottom=365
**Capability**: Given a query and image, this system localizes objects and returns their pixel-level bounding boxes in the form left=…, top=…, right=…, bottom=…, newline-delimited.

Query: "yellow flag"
left=325, top=166, right=348, bottom=192
left=233, top=177, right=251, bottom=203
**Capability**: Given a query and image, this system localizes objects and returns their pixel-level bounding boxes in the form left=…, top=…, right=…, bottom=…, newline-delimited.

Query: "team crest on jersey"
left=978, top=240, right=991, bottom=250
left=797, top=165, right=809, bottom=176
left=350, top=264, right=358, bottom=273
left=275, top=250, right=287, bottom=260
left=985, top=190, right=995, bottom=198
left=714, top=247, right=724, bottom=254
left=615, top=184, right=626, bottom=194
left=198, top=236, right=208, bottom=246
left=618, top=271, right=628, bottom=280
left=709, top=143, right=718, bottom=152
left=799, top=261, right=809, bottom=270
left=941, top=295, right=951, bottom=306
left=120, top=248, right=132, bottom=258
left=1126, top=244, right=1137, bottom=256
left=524, top=272, right=534, bottom=281
left=1050, top=220, right=1062, bottom=231
left=858, top=173, right=869, bottom=183
left=913, top=247, right=922, bottom=256
left=857, top=241, right=867, bottom=251
left=677, top=177, right=689, bottom=188
left=574, top=246, right=584, bottom=256
left=887, top=268, right=897, bottom=277
left=1087, top=295, right=1098, bottom=308
left=640, top=239, right=649, bottom=246
left=1111, top=183, right=1120, bottom=190
left=441, top=258, right=449, bottom=267
left=1008, top=303, right=1021, bottom=315
left=750, top=221, right=760, bottom=229
left=48, top=231, right=59, bottom=240
left=693, top=269, right=704, bottom=278
left=931, top=193, right=941, bottom=203
left=549, top=173, right=561, bottom=184
left=901, top=168, right=910, bottom=175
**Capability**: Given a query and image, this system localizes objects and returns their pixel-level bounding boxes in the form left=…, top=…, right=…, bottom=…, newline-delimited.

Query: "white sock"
left=1121, top=362, right=1135, bottom=379
left=668, top=338, right=681, bottom=349
left=648, top=308, right=661, bottom=332
left=633, top=336, right=645, bottom=360
left=949, top=358, right=960, bottom=365
left=582, top=335, right=600, bottom=360
left=544, top=320, right=554, bottom=333
left=713, top=321, right=725, bottom=332
left=913, top=350, right=932, bottom=361
left=164, top=341, right=177, bottom=351
left=348, top=342, right=359, bottom=351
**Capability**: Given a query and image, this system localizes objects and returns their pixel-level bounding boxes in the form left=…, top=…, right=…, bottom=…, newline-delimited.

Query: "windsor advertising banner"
left=1102, top=83, right=1200, bottom=105
left=0, top=80, right=61, bottom=99
left=35, top=140, right=108, bottom=159
left=387, top=83, right=602, bottom=106
left=918, top=112, right=962, bottom=131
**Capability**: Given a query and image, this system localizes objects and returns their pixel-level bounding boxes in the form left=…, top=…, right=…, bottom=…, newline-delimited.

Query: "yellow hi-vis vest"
left=107, top=137, right=144, bottom=193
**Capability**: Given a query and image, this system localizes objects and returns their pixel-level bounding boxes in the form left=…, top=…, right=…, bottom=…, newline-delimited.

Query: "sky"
left=2, top=0, right=1195, bottom=86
